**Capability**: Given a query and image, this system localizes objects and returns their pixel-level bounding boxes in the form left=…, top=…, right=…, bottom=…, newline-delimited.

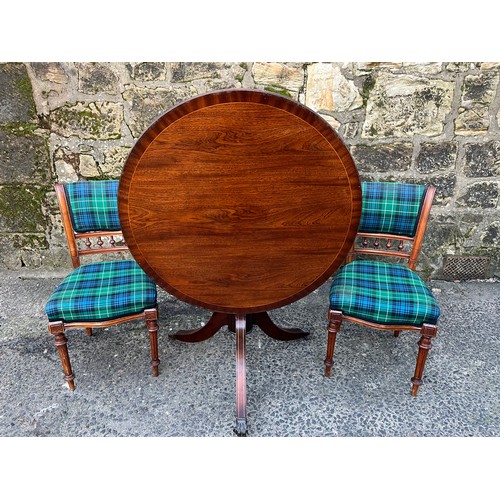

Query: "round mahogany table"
left=118, top=89, right=361, bottom=435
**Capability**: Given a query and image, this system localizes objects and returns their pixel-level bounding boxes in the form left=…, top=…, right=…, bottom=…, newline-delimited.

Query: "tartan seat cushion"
left=46, top=260, right=157, bottom=322
left=329, top=261, right=440, bottom=326
left=359, top=182, right=426, bottom=237
left=64, top=180, right=121, bottom=232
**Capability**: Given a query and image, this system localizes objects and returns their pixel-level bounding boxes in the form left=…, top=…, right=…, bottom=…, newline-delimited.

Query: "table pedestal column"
left=171, top=311, right=309, bottom=435
left=234, top=314, right=247, bottom=436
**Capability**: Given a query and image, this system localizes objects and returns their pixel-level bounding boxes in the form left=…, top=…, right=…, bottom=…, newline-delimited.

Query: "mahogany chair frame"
left=47, top=183, right=159, bottom=391
left=324, top=185, right=438, bottom=396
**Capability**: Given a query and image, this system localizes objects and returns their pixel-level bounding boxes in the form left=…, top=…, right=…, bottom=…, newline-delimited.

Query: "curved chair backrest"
left=347, top=182, right=436, bottom=270
left=55, top=180, right=129, bottom=268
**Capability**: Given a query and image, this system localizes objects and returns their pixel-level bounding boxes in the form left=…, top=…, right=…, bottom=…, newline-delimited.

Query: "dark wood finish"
left=119, top=89, right=361, bottom=314
left=49, top=183, right=159, bottom=390
left=171, top=311, right=308, bottom=342
left=411, top=323, right=437, bottom=396
left=48, top=321, right=75, bottom=390
left=234, top=314, right=248, bottom=436
left=118, top=89, right=361, bottom=432
left=325, top=185, right=438, bottom=396
left=324, top=310, right=343, bottom=377
left=145, top=308, right=160, bottom=377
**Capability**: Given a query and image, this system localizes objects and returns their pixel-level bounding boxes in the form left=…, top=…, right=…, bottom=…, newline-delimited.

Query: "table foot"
left=234, top=418, right=248, bottom=436
left=253, top=311, right=309, bottom=340
left=170, top=312, right=231, bottom=342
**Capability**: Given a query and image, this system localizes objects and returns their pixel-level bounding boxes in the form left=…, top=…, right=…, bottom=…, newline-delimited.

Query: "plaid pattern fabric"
left=358, top=182, right=427, bottom=237
left=46, top=260, right=157, bottom=322
left=64, top=181, right=121, bottom=232
left=330, top=261, right=440, bottom=326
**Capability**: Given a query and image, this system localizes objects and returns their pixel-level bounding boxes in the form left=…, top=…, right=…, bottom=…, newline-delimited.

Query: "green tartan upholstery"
left=64, top=180, right=121, bottom=232
left=46, top=260, right=157, bottom=322
left=329, top=260, right=440, bottom=326
left=359, top=182, right=426, bottom=237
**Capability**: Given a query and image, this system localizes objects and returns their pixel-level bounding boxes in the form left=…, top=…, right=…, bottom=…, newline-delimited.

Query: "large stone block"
left=305, top=63, right=362, bottom=112
left=170, top=62, right=232, bottom=82
left=455, top=73, right=499, bottom=135
left=0, top=233, right=65, bottom=269
left=421, top=218, right=461, bottom=255
left=0, top=63, right=36, bottom=123
left=416, top=142, right=457, bottom=173
left=455, top=105, right=490, bottom=135
left=123, top=85, right=195, bottom=138
left=0, top=129, right=50, bottom=183
left=462, top=73, right=498, bottom=102
left=253, top=62, right=304, bottom=93
left=30, top=62, right=69, bottom=84
left=76, top=63, right=120, bottom=95
left=457, top=181, right=499, bottom=208
left=126, top=62, right=168, bottom=81
left=481, top=221, right=500, bottom=246
left=464, top=141, right=500, bottom=177
left=425, top=173, right=456, bottom=205
left=351, top=143, right=413, bottom=173
left=362, top=74, right=454, bottom=138
left=102, top=147, right=130, bottom=177
left=0, top=185, right=48, bottom=232
left=50, top=102, right=123, bottom=140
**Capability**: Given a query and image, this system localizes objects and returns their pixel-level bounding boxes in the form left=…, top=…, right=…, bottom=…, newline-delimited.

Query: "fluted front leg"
left=48, top=321, right=75, bottom=390
left=145, top=308, right=160, bottom=377
left=324, top=310, right=343, bottom=377
left=411, top=324, right=438, bottom=396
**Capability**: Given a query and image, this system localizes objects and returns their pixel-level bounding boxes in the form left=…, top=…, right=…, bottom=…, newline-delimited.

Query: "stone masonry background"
left=0, top=62, right=499, bottom=277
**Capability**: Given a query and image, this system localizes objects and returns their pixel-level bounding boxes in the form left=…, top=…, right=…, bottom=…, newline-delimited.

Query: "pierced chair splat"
left=45, top=180, right=159, bottom=390
left=324, top=182, right=441, bottom=396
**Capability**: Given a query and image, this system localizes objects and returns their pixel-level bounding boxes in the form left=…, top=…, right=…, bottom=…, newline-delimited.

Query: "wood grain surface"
left=119, top=89, right=361, bottom=313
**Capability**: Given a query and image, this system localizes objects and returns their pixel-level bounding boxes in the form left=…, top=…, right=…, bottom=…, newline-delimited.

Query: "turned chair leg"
left=411, top=324, right=438, bottom=396
left=48, top=321, right=75, bottom=390
left=394, top=330, right=401, bottom=337
left=145, top=308, right=160, bottom=377
left=324, top=310, right=343, bottom=377
left=86, top=328, right=93, bottom=337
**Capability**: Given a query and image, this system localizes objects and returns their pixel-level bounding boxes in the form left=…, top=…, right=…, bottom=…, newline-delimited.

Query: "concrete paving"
left=0, top=268, right=499, bottom=438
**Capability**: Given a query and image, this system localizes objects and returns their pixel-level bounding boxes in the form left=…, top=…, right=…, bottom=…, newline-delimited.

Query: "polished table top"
left=119, top=89, right=361, bottom=313
left=118, top=89, right=361, bottom=435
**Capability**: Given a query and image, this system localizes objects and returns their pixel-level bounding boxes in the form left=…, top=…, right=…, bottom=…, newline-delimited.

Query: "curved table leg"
left=234, top=313, right=248, bottom=436
left=171, top=311, right=308, bottom=342
left=170, top=312, right=231, bottom=343
left=252, top=311, right=309, bottom=341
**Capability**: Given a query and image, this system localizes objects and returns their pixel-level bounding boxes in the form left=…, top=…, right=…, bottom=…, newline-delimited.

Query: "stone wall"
left=0, top=62, right=499, bottom=278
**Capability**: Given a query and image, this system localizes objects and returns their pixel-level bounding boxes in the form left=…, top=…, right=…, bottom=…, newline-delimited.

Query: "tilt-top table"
left=118, top=89, right=361, bottom=435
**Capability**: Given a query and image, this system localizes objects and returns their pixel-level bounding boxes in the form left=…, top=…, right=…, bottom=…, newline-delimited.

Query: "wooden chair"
left=46, top=180, right=159, bottom=390
left=324, top=182, right=440, bottom=396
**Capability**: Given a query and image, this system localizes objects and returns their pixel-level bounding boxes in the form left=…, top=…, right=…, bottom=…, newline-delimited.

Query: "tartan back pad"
left=46, top=260, right=157, bottom=322
left=358, top=182, right=427, bottom=237
left=64, top=180, right=121, bottom=232
left=330, top=260, right=440, bottom=326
